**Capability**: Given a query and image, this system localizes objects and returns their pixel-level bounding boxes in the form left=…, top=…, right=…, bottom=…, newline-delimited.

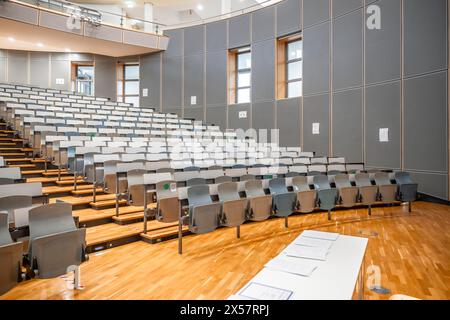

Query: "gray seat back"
left=187, top=178, right=206, bottom=187
left=240, top=174, right=255, bottom=181
left=215, top=176, right=232, bottom=184
left=187, top=185, right=212, bottom=207
left=187, top=185, right=220, bottom=234
left=0, top=213, right=13, bottom=246
left=334, top=174, right=352, bottom=189
left=395, top=172, right=413, bottom=184
left=218, top=182, right=239, bottom=201
left=29, top=203, right=76, bottom=242
left=0, top=178, right=14, bottom=185
left=292, top=176, right=310, bottom=192
left=374, top=172, right=393, bottom=186
left=313, top=175, right=331, bottom=190
left=156, top=180, right=180, bottom=223
left=0, top=242, right=22, bottom=295
left=0, top=195, right=33, bottom=224
left=269, top=178, right=287, bottom=195
left=355, top=173, right=372, bottom=187
left=156, top=167, right=175, bottom=174
left=245, top=180, right=265, bottom=197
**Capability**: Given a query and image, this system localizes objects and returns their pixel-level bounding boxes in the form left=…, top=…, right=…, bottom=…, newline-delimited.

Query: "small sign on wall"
left=239, top=111, right=247, bottom=119
left=379, top=128, right=389, bottom=142
left=55, top=78, right=65, bottom=85
left=312, top=123, right=320, bottom=135
left=191, top=96, right=197, bottom=105
left=142, top=88, right=148, bottom=97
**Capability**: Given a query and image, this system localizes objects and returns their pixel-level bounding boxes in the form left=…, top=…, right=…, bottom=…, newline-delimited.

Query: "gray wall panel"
left=228, top=104, right=251, bottom=130
left=252, top=101, right=275, bottom=133
left=140, top=53, right=161, bottom=109
left=303, top=22, right=330, bottom=95
left=184, top=106, right=204, bottom=121
left=365, top=0, right=401, bottom=84
left=184, top=25, right=205, bottom=56
left=252, top=39, right=275, bottom=102
left=8, top=51, right=28, bottom=84
left=184, top=54, right=204, bottom=107
left=229, top=14, right=251, bottom=48
left=404, top=71, right=448, bottom=173
left=94, top=56, right=116, bottom=100
left=50, top=60, right=70, bottom=91
left=252, top=6, right=275, bottom=42
left=365, top=81, right=401, bottom=169
left=332, top=88, right=363, bottom=162
left=303, top=94, right=329, bottom=156
left=303, top=0, right=330, bottom=27
left=333, top=0, right=362, bottom=17
left=206, top=21, right=228, bottom=52
left=162, top=56, right=182, bottom=109
left=333, top=9, right=363, bottom=90
left=163, top=29, right=183, bottom=57
left=277, top=98, right=301, bottom=147
left=276, top=0, right=302, bottom=37
left=206, top=106, right=227, bottom=130
left=30, top=58, right=49, bottom=88
left=206, top=51, right=227, bottom=106
left=404, top=0, right=448, bottom=77
left=0, top=58, right=6, bottom=82
left=408, top=172, right=448, bottom=200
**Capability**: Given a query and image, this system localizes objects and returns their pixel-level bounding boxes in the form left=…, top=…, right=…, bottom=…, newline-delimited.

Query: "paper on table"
left=240, top=282, right=293, bottom=300
left=301, top=230, right=339, bottom=241
left=294, top=235, right=334, bottom=250
left=283, top=244, right=329, bottom=261
left=265, top=258, right=318, bottom=277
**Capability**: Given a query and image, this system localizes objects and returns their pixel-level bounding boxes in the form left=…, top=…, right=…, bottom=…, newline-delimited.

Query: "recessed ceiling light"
left=7, top=37, right=15, bottom=42
left=197, top=4, right=204, bottom=11
left=125, top=1, right=134, bottom=8
left=65, top=48, right=71, bottom=52
left=37, top=43, right=44, bottom=47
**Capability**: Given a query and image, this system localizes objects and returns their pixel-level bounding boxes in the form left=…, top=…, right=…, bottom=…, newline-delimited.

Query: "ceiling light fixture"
left=37, top=43, right=44, bottom=47
left=125, top=1, right=135, bottom=8
left=7, top=37, right=15, bottom=42
left=197, top=4, right=204, bottom=11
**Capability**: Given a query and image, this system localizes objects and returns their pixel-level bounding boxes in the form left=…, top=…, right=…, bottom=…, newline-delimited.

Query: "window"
left=286, top=39, right=302, bottom=98
left=72, top=63, right=94, bottom=95
left=117, top=63, right=140, bottom=107
left=228, top=47, right=251, bottom=104
left=276, top=34, right=302, bottom=99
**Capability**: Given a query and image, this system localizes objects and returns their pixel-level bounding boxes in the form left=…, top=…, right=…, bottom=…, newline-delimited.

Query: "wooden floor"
left=1, top=201, right=449, bottom=300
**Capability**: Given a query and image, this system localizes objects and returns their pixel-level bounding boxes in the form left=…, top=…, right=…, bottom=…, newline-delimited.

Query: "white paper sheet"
left=379, top=128, right=389, bottom=142
left=301, top=230, right=339, bottom=241
left=294, top=235, right=334, bottom=250
left=283, top=244, right=329, bottom=261
left=265, top=258, right=318, bottom=277
left=240, top=282, right=293, bottom=300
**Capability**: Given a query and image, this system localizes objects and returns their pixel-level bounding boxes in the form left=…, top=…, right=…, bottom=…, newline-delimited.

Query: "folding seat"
left=354, top=173, right=378, bottom=215
left=180, top=185, right=221, bottom=254
left=394, top=172, right=418, bottom=212
left=217, top=182, right=247, bottom=237
left=156, top=167, right=175, bottom=174
left=127, top=169, right=148, bottom=206
left=28, top=203, right=86, bottom=282
left=291, top=176, right=316, bottom=214
left=103, top=160, right=125, bottom=194
left=0, top=178, right=14, bottom=185
left=313, top=175, right=338, bottom=220
left=0, top=213, right=23, bottom=295
left=215, top=176, right=232, bottom=184
left=268, top=178, right=297, bottom=227
left=187, top=177, right=206, bottom=186
left=244, top=180, right=272, bottom=222
left=374, top=172, right=397, bottom=204
left=334, top=174, right=359, bottom=208
left=0, top=195, right=36, bottom=228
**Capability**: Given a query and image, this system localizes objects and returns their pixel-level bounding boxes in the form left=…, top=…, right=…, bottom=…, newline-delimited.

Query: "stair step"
left=42, top=171, right=71, bottom=177
left=49, top=194, right=117, bottom=206
left=140, top=225, right=189, bottom=243
left=55, top=179, right=86, bottom=186
left=5, top=158, right=33, bottom=162
left=71, top=188, right=103, bottom=196
left=0, top=130, right=15, bottom=134
left=0, top=153, right=26, bottom=157
left=9, top=164, right=36, bottom=168
left=0, top=143, right=16, bottom=146
left=43, top=184, right=96, bottom=195
left=22, top=169, right=68, bottom=175
left=90, top=199, right=128, bottom=209
left=112, top=212, right=145, bottom=224
left=75, top=205, right=145, bottom=224
left=26, top=176, right=82, bottom=183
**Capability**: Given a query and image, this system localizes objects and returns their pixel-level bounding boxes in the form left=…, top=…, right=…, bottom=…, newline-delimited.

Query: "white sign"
left=55, top=78, right=65, bottom=85
left=312, top=123, right=320, bottom=135
left=239, top=111, right=247, bottom=119
left=142, top=88, right=148, bottom=97
left=379, top=128, right=389, bottom=142
left=190, top=96, right=197, bottom=105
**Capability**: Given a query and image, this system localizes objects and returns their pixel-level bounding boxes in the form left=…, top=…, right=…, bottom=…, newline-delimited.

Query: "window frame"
left=117, top=63, right=140, bottom=106
left=285, top=39, right=302, bottom=98
left=72, top=62, right=95, bottom=96
left=236, top=48, right=252, bottom=104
